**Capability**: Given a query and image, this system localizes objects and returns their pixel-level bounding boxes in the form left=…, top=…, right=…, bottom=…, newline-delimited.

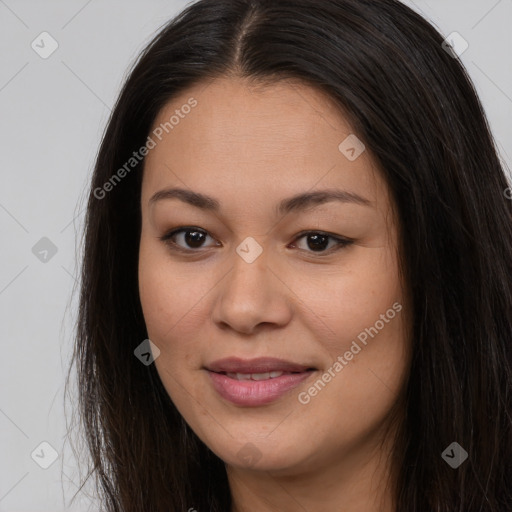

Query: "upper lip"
left=206, top=357, right=316, bottom=374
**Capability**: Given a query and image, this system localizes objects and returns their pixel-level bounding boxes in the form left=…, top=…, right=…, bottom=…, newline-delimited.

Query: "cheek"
left=138, top=239, right=185, bottom=360
left=290, top=244, right=403, bottom=356
left=290, top=243, right=408, bottom=413
left=306, top=257, right=408, bottom=438
left=138, top=255, right=201, bottom=407
left=138, top=236, right=220, bottom=383
left=139, top=235, right=202, bottom=339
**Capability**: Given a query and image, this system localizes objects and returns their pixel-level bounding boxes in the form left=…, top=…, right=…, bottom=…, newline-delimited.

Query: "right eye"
left=159, top=226, right=220, bottom=252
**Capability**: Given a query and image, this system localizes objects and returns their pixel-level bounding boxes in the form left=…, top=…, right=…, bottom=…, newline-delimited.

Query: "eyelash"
left=158, top=226, right=353, bottom=256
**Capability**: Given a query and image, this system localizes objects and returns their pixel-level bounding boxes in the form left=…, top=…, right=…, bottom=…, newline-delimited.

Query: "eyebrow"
left=149, top=187, right=372, bottom=215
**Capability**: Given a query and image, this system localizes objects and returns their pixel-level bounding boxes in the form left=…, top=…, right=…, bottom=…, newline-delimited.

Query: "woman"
left=67, top=0, right=512, bottom=510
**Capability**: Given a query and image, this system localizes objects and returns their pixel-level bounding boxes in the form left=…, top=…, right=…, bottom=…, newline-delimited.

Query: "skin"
left=138, top=76, right=412, bottom=512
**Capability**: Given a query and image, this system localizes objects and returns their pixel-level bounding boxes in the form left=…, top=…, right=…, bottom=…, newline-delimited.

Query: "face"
left=138, top=76, right=411, bottom=475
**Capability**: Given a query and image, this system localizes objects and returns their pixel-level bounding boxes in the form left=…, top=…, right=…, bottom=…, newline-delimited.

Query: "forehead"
left=141, top=77, right=386, bottom=210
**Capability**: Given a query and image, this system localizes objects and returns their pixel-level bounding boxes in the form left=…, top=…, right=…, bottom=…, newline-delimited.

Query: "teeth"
left=225, top=371, right=285, bottom=380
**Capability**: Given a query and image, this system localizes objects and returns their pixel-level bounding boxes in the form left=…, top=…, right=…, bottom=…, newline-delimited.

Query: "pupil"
left=307, top=234, right=328, bottom=251
left=185, top=230, right=205, bottom=248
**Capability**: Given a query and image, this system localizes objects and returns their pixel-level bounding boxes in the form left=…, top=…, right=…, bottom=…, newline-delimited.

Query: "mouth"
left=205, top=356, right=317, bottom=374
left=214, top=369, right=315, bottom=381
left=204, top=357, right=317, bottom=406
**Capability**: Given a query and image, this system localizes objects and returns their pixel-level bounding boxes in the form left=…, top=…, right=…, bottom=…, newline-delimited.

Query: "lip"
left=204, top=357, right=317, bottom=407
left=206, top=370, right=315, bottom=406
left=206, top=356, right=315, bottom=374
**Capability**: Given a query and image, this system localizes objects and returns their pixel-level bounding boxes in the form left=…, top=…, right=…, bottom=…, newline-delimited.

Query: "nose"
left=211, top=244, right=293, bottom=335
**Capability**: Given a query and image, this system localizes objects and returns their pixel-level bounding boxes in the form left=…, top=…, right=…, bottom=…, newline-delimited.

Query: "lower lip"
left=206, top=370, right=314, bottom=406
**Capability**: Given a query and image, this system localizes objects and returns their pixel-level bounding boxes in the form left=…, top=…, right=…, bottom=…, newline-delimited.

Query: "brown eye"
left=292, top=231, right=353, bottom=254
left=160, top=227, right=218, bottom=251
left=159, top=227, right=352, bottom=256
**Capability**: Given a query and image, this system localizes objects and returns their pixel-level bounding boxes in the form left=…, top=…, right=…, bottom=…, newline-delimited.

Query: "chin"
left=214, top=436, right=310, bottom=473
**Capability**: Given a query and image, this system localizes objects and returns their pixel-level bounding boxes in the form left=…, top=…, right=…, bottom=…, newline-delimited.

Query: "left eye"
left=159, top=227, right=352, bottom=254
left=291, top=231, right=353, bottom=253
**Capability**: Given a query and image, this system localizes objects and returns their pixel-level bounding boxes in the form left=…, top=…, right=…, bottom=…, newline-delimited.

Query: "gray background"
left=0, top=0, right=511, bottom=510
